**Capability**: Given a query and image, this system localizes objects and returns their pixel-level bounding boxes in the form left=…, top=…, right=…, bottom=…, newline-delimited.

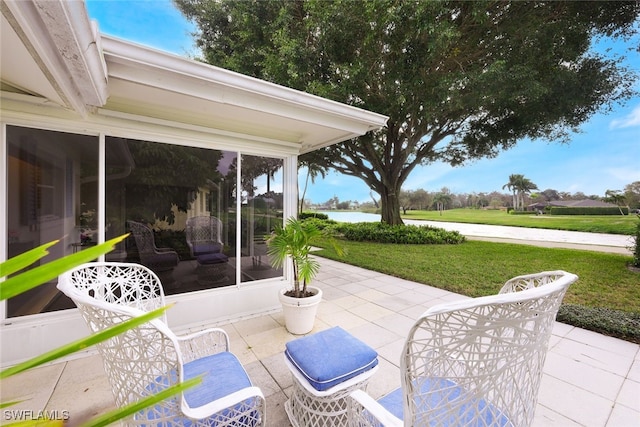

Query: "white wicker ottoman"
left=284, top=327, right=379, bottom=427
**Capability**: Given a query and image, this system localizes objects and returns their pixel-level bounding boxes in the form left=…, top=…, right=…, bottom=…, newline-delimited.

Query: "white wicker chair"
left=185, top=216, right=225, bottom=258
left=348, top=270, right=578, bottom=427
left=127, top=220, right=179, bottom=272
left=57, top=262, right=265, bottom=426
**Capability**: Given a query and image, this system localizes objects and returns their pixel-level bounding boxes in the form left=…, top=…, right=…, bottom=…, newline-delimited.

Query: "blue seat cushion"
left=193, top=243, right=223, bottom=256
left=285, top=326, right=378, bottom=392
left=142, top=352, right=256, bottom=424
left=197, top=252, right=228, bottom=265
left=376, top=378, right=510, bottom=426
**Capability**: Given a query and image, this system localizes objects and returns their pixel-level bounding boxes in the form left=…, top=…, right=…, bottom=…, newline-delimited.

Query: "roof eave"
left=1, top=0, right=108, bottom=115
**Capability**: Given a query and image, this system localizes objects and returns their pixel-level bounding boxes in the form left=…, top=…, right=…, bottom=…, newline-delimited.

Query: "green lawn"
left=315, top=238, right=640, bottom=314
left=402, top=208, right=636, bottom=235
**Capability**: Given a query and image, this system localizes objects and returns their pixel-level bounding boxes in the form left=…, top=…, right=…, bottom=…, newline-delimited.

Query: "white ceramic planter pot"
left=279, top=286, right=323, bottom=335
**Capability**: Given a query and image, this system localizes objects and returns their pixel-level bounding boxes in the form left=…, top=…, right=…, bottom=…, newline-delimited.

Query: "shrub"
left=300, top=217, right=338, bottom=230
left=328, top=222, right=465, bottom=245
left=557, top=304, right=640, bottom=344
left=299, top=212, right=329, bottom=220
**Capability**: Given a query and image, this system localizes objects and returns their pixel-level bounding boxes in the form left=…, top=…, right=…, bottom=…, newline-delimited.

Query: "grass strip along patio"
left=310, top=220, right=639, bottom=344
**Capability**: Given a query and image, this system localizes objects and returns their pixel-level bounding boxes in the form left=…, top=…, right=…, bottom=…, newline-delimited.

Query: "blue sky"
left=86, top=0, right=640, bottom=204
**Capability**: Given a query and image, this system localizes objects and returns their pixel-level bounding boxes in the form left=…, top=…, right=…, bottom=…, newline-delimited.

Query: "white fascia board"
left=2, top=0, right=108, bottom=115
left=100, top=36, right=388, bottom=137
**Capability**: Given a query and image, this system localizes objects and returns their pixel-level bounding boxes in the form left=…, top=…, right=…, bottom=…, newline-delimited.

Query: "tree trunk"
left=380, top=186, right=403, bottom=225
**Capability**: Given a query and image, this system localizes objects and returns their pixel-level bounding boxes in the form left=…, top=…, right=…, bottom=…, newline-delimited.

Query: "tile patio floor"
left=2, top=258, right=639, bottom=426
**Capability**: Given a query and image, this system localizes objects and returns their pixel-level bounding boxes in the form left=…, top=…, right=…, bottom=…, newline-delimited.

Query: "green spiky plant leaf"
left=0, top=236, right=198, bottom=425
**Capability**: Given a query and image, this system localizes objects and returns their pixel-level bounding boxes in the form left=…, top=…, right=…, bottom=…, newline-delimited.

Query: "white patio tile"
left=349, top=322, right=402, bottom=350
left=401, top=303, right=430, bottom=320
left=228, top=335, right=259, bottom=366
left=565, top=327, right=639, bottom=358
left=316, top=299, right=344, bottom=316
left=616, top=379, right=640, bottom=411
left=244, top=359, right=282, bottom=398
left=264, top=390, right=293, bottom=427
left=551, top=320, right=575, bottom=338
left=374, top=294, right=416, bottom=312
left=355, top=288, right=391, bottom=303
left=45, top=355, right=115, bottom=423
left=260, top=352, right=293, bottom=391
left=232, top=314, right=282, bottom=338
left=348, top=301, right=395, bottom=322
left=365, top=357, right=400, bottom=401
left=319, top=275, right=352, bottom=286
left=0, top=362, right=64, bottom=414
left=364, top=278, right=400, bottom=290
left=606, top=402, right=640, bottom=426
left=376, top=282, right=413, bottom=295
left=317, top=284, right=350, bottom=300
left=331, top=294, right=369, bottom=309
left=375, top=337, right=405, bottom=368
left=397, top=289, right=445, bottom=306
left=533, top=404, right=583, bottom=426
left=336, top=281, right=371, bottom=294
left=373, top=312, right=415, bottom=337
left=242, top=326, right=296, bottom=361
left=543, top=351, right=624, bottom=401
left=629, top=359, right=640, bottom=383
left=538, top=374, right=613, bottom=426
left=552, top=336, right=635, bottom=377
left=317, top=308, right=369, bottom=329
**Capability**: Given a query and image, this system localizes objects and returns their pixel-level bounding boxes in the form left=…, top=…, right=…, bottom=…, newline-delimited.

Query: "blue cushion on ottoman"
left=197, top=253, right=228, bottom=265
left=285, top=326, right=378, bottom=392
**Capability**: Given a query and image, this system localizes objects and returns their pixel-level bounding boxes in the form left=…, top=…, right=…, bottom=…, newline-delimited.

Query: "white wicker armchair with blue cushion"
left=347, top=270, right=578, bottom=427
left=185, top=216, right=225, bottom=258
left=57, top=262, right=265, bottom=426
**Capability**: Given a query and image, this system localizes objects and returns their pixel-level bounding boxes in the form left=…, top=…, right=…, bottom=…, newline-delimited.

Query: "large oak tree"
left=176, top=0, right=639, bottom=224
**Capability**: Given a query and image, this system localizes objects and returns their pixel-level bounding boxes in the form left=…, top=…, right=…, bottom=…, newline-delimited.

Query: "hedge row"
left=549, top=207, right=628, bottom=215
left=299, top=212, right=329, bottom=220
left=327, top=221, right=466, bottom=245
left=557, top=304, right=640, bottom=344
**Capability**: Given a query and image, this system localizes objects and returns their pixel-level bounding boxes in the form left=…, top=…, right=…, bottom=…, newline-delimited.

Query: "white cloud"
left=605, top=167, right=640, bottom=183
left=609, top=105, right=640, bottom=129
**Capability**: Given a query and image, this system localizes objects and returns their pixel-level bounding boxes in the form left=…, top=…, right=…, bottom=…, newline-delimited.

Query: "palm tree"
left=517, top=177, right=539, bottom=211
left=432, top=192, right=452, bottom=214
left=604, top=190, right=626, bottom=215
left=502, top=174, right=523, bottom=210
left=266, top=217, right=321, bottom=298
left=503, top=174, right=538, bottom=210
left=298, top=160, right=328, bottom=214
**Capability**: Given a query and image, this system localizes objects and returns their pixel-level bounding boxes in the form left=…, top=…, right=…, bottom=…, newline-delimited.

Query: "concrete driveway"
left=404, top=219, right=634, bottom=255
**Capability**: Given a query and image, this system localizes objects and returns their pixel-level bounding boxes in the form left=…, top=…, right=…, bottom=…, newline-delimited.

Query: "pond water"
left=319, top=211, right=380, bottom=223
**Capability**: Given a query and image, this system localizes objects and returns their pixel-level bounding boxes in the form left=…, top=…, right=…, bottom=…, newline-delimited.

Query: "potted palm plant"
left=266, top=217, right=325, bottom=334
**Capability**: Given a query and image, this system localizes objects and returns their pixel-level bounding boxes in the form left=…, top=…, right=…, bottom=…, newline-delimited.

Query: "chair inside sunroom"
left=127, top=220, right=179, bottom=272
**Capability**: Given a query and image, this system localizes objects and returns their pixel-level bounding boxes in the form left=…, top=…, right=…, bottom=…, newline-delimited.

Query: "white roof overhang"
left=1, top=0, right=387, bottom=154
left=0, top=0, right=108, bottom=116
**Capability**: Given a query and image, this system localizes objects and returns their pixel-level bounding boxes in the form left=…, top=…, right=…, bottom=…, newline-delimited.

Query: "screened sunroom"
left=0, top=0, right=387, bottom=366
